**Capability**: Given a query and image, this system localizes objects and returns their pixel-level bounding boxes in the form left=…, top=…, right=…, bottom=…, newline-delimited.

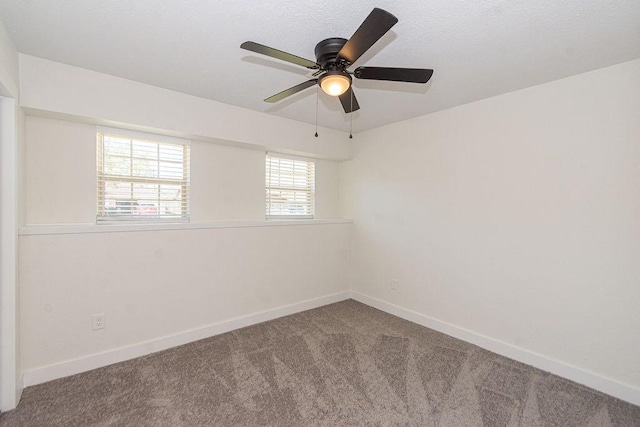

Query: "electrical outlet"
left=92, top=313, right=105, bottom=330
left=390, top=279, right=398, bottom=290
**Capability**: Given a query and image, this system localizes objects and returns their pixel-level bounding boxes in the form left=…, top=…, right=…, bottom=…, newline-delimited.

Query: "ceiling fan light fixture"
left=319, top=71, right=351, bottom=96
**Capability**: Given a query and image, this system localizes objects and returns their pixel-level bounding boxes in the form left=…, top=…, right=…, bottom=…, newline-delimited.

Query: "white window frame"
left=266, top=152, right=315, bottom=219
left=96, top=127, right=191, bottom=223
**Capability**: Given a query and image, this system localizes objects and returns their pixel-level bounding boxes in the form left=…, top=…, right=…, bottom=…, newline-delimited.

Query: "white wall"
left=19, top=54, right=352, bottom=161
left=18, top=60, right=350, bottom=377
left=342, top=59, right=640, bottom=391
left=189, top=141, right=264, bottom=221
left=20, top=223, right=350, bottom=371
left=315, top=160, right=341, bottom=219
left=0, top=17, right=22, bottom=411
left=25, top=118, right=97, bottom=225
left=0, top=19, right=19, bottom=98
left=24, top=116, right=342, bottom=224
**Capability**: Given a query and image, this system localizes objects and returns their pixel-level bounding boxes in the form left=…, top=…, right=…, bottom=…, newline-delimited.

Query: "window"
left=266, top=153, right=315, bottom=219
left=97, top=128, right=190, bottom=222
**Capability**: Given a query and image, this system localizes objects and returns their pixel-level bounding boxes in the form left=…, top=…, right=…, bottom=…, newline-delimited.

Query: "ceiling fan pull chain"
left=315, top=86, right=319, bottom=138
left=349, top=90, right=354, bottom=139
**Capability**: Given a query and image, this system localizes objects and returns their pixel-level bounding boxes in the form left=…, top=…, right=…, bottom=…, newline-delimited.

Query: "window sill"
left=19, top=219, right=353, bottom=236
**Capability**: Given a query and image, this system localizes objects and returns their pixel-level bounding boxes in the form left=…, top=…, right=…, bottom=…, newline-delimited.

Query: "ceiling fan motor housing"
left=315, top=37, right=348, bottom=70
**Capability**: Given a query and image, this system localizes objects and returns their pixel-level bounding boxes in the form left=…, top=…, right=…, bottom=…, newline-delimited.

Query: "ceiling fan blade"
left=354, top=67, right=434, bottom=83
left=264, top=80, right=317, bottom=103
left=337, top=8, right=398, bottom=65
left=241, top=41, right=319, bottom=69
left=338, top=87, right=360, bottom=113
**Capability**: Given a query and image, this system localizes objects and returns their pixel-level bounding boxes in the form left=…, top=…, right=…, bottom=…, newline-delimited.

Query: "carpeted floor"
left=1, top=300, right=639, bottom=426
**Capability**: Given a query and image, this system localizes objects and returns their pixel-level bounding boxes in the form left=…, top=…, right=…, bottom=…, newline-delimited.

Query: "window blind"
left=97, top=131, right=190, bottom=222
left=265, top=153, right=315, bottom=219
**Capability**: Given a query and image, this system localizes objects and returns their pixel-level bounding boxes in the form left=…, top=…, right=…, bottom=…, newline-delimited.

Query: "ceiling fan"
left=241, top=8, right=433, bottom=114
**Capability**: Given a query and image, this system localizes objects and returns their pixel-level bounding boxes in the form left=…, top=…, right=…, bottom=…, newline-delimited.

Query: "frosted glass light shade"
left=320, top=72, right=351, bottom=96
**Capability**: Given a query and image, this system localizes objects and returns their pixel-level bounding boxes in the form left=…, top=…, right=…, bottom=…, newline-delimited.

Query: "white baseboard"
left=22, top=290, right=640, bottom=407
left=349, top=290, right=640, bottom=407
left=22, top=291, right=350, bottom=387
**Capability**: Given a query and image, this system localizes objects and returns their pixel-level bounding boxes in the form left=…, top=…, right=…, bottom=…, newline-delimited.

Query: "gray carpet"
left=1, top=300, right=639, bottom=426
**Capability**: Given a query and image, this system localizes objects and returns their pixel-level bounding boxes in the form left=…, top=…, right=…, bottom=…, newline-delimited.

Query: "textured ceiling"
left=1, top=0, right=639, bottom=133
